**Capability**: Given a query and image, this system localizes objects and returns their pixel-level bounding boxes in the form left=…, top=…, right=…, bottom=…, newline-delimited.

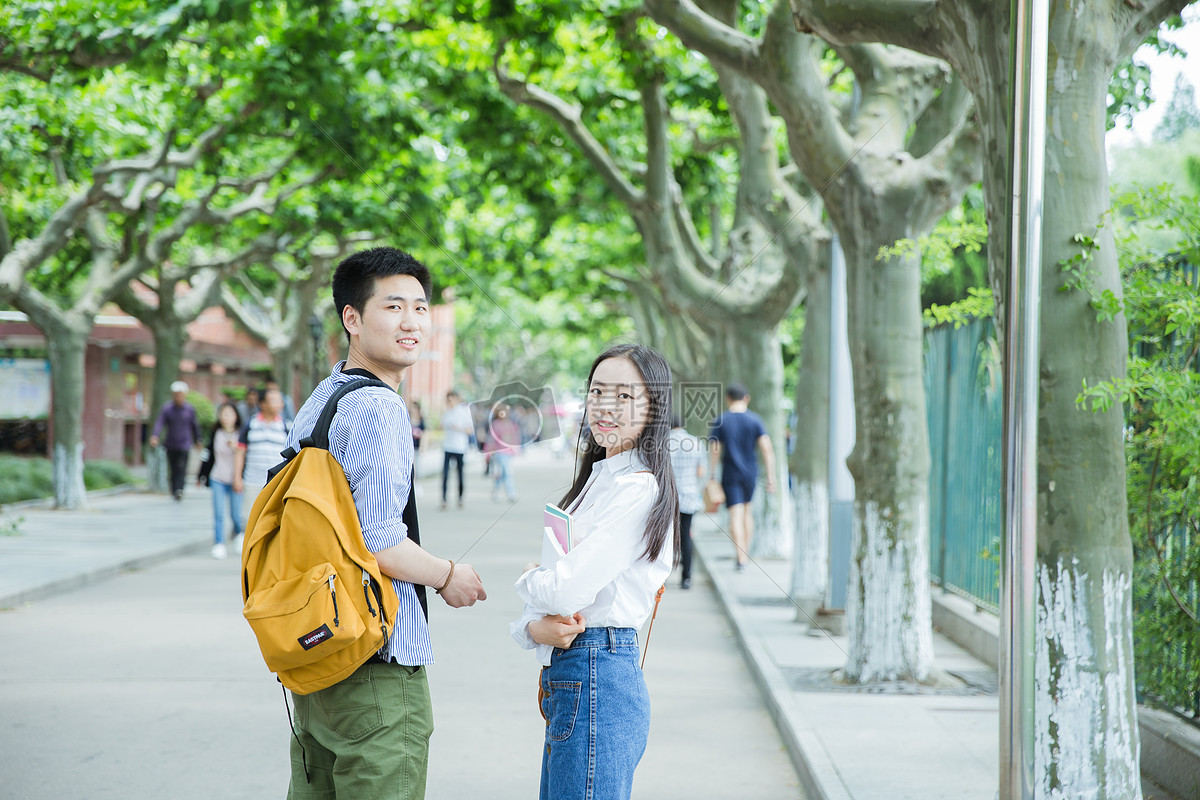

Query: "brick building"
left=0, top=291, right=456, bottom=465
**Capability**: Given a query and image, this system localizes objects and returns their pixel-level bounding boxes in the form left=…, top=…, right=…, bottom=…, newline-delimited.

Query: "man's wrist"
left=435, top=559, right=455, bottom=593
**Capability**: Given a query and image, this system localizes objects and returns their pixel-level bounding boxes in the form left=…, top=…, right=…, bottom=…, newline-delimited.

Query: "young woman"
left=512, top=343, right=680, bottom=800
left=197, top=401, right=244, bottom=559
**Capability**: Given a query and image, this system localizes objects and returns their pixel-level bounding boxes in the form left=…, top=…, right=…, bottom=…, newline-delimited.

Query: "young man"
left=440, top=390, right=473, bottom=509
left=282, top=247, right=487, bottom=799
left=149, top=380, right=201, bottom=501
left=709, top=382, right=776, bottom=570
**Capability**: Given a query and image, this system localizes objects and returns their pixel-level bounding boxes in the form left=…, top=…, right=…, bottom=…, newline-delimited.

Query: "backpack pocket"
left=243, top=562, right=367, bottom=671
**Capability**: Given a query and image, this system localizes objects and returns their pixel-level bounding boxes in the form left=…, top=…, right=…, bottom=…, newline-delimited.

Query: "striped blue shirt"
left=285, top=362, right=433, bottom=666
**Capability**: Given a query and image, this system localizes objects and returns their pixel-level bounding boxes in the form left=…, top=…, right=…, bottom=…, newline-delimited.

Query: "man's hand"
left=233, top=477, right=244, bottom=494
left=149, top=435, right=160, bottom=448
left=528, top=613, right=586, bottom=649
left=438, top=562, right=487, bottom=608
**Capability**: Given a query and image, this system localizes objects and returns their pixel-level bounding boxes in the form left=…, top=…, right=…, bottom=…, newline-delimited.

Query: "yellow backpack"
left=240, top=379, right=399, bottom=695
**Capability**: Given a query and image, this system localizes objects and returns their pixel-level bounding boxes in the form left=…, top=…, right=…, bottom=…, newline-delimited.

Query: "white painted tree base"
left=53, top=441, right=87, bottom=510
left=843, top=500, right=933, bottom=683
left=751, top=461, right=794, bottom=560
left=791, top=479, right=829, bottom=603
left=1035, top=558, right=1140, bottom=800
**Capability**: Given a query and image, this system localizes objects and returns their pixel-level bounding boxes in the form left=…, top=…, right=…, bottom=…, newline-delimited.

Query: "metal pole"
left=1000, top=1, right=1048, bottom=798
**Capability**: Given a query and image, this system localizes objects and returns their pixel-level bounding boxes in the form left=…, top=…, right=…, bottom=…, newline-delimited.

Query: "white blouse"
left=510, top=448, right=673, bottom=665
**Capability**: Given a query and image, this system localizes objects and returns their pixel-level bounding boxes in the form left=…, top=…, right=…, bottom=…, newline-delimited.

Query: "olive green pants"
left=287, top=660, right=433, bottom=800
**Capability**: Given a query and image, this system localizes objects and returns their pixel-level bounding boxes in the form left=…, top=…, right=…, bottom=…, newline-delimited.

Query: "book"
left=544, top=503, right=573, bottom=554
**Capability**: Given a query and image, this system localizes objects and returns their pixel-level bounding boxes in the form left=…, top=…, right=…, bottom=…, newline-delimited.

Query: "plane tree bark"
left=116, top=239, right=283, bottom=490
left=647, top=0, right=980, bottom=681
left=0, top=127, right=325, bottom=508
left=494, top=16, right=831, bottom=557
left=788, top=0, right=1189, bottom=794
left=220, top=233, right=375, bottom=402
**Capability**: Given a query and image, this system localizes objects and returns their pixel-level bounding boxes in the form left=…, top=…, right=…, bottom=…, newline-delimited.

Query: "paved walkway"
left=3, top=448, right=1179, bottom=799
left=0, top=448, right=803, bottom=799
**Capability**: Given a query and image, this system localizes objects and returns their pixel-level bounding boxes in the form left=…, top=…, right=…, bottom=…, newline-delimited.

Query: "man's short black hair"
left=332, top=247, right=434, bottom=342
left=726, top=382, right=748, bottom=402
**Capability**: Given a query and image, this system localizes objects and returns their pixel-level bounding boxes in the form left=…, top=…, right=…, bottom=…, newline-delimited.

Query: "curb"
left=0, top=482, right=144, bottom=512
left=0, top=537, right=210, bottom=609
left=694, top=536, right=852, bottom=800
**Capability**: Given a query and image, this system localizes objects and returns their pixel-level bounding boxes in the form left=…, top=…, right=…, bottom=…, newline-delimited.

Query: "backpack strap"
left=269, top=379, right=390, bottom=478
left=306, top=378, right=391, bottom=451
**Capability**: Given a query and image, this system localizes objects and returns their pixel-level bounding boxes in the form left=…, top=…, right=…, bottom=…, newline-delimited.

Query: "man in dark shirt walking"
left=150, top=380, right=202, bottom=501
left=709, top=382, right=776, bottom=570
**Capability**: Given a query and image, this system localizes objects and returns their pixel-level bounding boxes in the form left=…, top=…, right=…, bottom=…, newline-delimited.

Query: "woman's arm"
left=514, top=473, right=657, bottom=615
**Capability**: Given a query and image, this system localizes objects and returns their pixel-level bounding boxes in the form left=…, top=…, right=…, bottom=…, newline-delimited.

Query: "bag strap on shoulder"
left=273, top=378, right=391, bottom=471
left=306, top=378, right=390, bottom=451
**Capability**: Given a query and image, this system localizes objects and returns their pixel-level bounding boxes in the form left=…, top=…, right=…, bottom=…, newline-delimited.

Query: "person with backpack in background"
left=278, top=246, right=486, bottom=799
left=197, top=401, right=244, bottom=559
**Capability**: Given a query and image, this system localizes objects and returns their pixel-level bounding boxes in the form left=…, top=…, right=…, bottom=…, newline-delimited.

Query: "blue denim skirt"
left=539, top=627, right=650, bottom=800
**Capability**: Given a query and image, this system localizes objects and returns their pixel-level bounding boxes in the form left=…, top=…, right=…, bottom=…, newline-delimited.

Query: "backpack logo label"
left=299, top=624, right=334, bottom=650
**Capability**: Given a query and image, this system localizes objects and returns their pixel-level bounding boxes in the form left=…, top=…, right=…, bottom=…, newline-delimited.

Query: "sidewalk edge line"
left=0, top=538, right=208, bottom=609
left=696, top=535, right=854, bottom=800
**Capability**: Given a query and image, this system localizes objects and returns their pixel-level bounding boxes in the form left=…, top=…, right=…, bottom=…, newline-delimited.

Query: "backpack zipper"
left=328, top=573, right=339, bottom=627
left=361, top=569, right=378, bottom=618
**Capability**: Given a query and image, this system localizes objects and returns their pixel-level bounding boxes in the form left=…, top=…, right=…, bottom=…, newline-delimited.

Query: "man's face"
left=262, top=389, right=284, bottom=416
left=172, top=391, right=186, bottom=405
left=343, top=274, right=428, bottom=372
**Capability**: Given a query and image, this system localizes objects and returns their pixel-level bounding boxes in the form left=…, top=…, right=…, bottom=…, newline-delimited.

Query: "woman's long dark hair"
left=560, top=344, right=680, bottom=565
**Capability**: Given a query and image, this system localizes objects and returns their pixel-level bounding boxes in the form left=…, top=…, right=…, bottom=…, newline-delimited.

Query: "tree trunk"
left=45, top=320, right=90, bottom=509
left=728, top=319, right=793, bottom=560
left=1032, top=14, right=1138, bottom=796
left=790, top=258, right=832, bottom=616
left=842, top=238, right=933, bottom=683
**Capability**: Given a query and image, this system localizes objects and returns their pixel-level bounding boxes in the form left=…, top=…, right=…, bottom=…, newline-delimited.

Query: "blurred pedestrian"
left=440, top=390, right=473, bottom=509
left=709, top=382, right=776, bottom=570
left=411, top=399, right=426, bottom=454
left=669, top=414, right=704, bottom=589
left=234, top=387, right=290, bottom=551
left=264, top=377, right=296, bottom=423
left=236, top=386, right=260, bottom=422
left=197, top=402, right=244, bottom=559
left=149, top=380, right=202, bottom=501
left=513, top=343, right=680, bottom=800
left=485, top=404, right=520, bottom=502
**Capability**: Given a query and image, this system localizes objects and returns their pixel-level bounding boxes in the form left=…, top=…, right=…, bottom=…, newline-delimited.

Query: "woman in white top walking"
left=513, top=343, right=680, bottom=800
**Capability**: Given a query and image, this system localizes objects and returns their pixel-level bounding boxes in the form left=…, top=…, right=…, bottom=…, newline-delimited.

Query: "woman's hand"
left=528, top=613, right=586, bottom=649
left=522, top=561, right=539, bottom=575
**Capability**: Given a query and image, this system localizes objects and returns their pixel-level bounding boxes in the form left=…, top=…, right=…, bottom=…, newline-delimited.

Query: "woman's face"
left=219, top=405, right=239, bottom=430
left=587, top=356, right=650, bottom=456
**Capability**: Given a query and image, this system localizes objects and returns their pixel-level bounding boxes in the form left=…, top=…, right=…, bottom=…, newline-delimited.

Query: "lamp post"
left=308, top=314, right=325, bottom=392
left=1000, top=1, right=1048, bottom=797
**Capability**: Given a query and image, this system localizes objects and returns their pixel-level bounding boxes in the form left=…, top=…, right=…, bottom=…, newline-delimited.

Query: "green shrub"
left=0, top=455, right=136, bottom=503
left=83, top=459, right=135, bottom=490
left=0, top=455, right=54, bottom=505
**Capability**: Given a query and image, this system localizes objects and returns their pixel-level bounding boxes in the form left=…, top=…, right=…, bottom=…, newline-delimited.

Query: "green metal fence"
left=924, top=318, right=1002, bottom=611
left=924, top=308, right=1199, bottom=720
